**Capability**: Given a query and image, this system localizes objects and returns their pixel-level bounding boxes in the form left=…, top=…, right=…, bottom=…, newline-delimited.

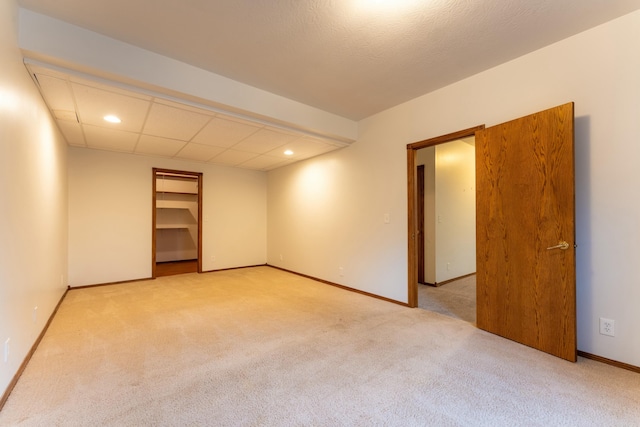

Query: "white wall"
left=267, top=136, right=407, bottom=301
left=0, top=0, right=68, bottom=398
left=267, top=11, right=640, bottom=367
left=434, top=140, right=476, bottom=282
left=68, top=147, right=267, bottom=287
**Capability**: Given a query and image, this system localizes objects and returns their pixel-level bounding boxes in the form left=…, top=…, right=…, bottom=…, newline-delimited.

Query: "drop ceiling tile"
left=83, top=124, right=139, bottom=152
left=53, top=110, right=78, bottom=121
left=72, top=83, right=150, bottom=132
left=174, top=143, right=225, bottom=162
left=232, top=128, right=298, bottom=154
left=265, top=137, right=340, bottom=159
left=262, top=160, right=295, bottom=171
left=192, top=116, right=262, bottom=147
left=237, top=155, right=289, bottom=171
left=34, top=74, right=76, bottom=112
left=143, top=102, right=212, bottom=140
left=209, top=149, right=258, bottom=166
left=57, top=120, right=85, bottom=146
left=26, top=64, right=342, bottom=172
left=135, top=135, right=186, bottom=157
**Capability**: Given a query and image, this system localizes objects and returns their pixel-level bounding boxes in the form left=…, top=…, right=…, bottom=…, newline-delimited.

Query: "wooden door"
left=475, top=103, right=576, bottom=362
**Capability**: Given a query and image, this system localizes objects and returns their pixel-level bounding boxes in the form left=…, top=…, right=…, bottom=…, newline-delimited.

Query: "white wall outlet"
left=599, top=318, right=615, bottom=337
left=339, top=267, right=344, bottom=277
left=279, top=254, right=283, bottom=261
left=211, top=255, right=215, bottom=263
left=4, top=338, right=9, bottom=363
left=33, top=306, right=38, bottom=323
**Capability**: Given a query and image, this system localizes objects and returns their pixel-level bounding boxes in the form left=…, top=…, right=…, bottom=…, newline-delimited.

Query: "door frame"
left=152, top=167, right=203, bottom=278
left=406, top=125, right=484, bottom=307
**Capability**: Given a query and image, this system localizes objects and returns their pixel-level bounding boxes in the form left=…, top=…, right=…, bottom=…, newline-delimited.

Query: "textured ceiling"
left=17, top=0, right=640, bottom=120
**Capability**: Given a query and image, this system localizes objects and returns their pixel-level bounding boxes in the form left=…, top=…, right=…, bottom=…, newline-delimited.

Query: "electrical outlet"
left=4, top=338, right=9, bottom=363
left=279, top=254, right=283, bottom=261
left=33, top=306, right=38, bottom=323
left=599, top=318, right=615, bottom=337
left=211, top=255, right=215, bottom=263
left=339, top=267, right=344, bottom=277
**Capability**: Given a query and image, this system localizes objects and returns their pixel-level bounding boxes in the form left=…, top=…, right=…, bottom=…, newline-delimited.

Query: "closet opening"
left=152, top=168, right=203, bottom=278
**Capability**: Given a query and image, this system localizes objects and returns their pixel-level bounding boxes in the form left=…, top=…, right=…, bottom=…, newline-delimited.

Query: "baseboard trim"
left=70, top=277, right=154, bottom=290
left=71, top=265, right=270, bottom=289
left=268, top=265, right=409, bottom=307
left=201, top=264, right=268, bottom=274
left=432, top=272, right=476, bottom=287
left=577, top=351, right=640, bottom=374
left=0, top=287, right=69, bottom=411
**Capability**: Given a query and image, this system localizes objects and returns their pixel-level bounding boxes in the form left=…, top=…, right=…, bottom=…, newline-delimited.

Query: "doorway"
left=152, top=168, right=203, bottom=277
left=408, top=127, right=482, bottom=322
left=407, top=126, right=483, bottom=308
left=416, top=139, right=476, bottom=323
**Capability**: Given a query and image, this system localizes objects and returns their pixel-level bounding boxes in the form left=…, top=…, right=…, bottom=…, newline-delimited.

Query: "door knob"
left=546, top=241, right=570, bottom=250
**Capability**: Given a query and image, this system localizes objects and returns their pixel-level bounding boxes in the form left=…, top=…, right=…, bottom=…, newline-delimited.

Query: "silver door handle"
left=547, top=241, right=570, bottom=250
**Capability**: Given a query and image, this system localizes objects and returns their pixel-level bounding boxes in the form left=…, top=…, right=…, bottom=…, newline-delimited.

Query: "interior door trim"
left=406, top=125, right=484, bottom=307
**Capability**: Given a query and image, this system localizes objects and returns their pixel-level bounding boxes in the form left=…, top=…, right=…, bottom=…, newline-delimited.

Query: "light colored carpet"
left=418, top=275, right=476, bottom=324
left=1, top=266, right=638, bottom=426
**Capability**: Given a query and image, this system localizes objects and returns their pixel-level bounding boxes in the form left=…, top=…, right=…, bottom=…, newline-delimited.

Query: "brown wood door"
left=475, top=103, right=576, bottom=362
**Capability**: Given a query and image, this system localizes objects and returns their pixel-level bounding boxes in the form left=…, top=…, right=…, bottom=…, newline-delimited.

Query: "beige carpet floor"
left=418, top=275, right=476, bottom=324
left=1, top=266, right=639, bottom=426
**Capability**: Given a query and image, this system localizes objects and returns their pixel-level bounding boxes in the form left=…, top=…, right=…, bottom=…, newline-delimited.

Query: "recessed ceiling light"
left=103, top=115, right=121, bottom=123
left=284, top=150, right=294, bottom=156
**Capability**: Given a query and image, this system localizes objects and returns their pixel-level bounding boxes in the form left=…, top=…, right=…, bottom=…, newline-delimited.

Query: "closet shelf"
left=156, top=200, right=191, bottom=209
left=156, top=191, right=197, bottom=195
left=156, top=225, right=190, bottom=230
